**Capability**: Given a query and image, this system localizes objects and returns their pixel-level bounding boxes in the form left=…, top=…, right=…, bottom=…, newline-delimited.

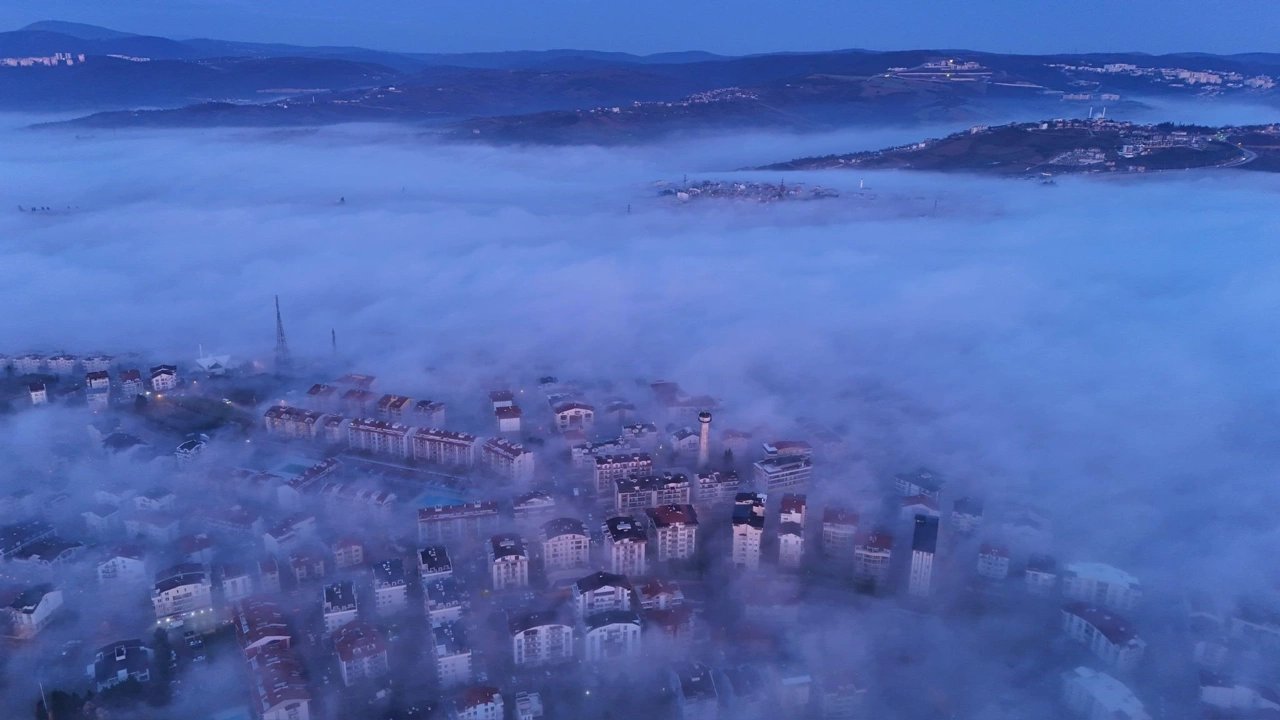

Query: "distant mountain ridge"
left=12, top=21, right=1280, bottom=141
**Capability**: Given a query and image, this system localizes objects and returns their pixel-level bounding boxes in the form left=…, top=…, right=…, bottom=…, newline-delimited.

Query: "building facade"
left=647, top=504, right=699, bottom=562
left=603, top=516, right=648, bottom=576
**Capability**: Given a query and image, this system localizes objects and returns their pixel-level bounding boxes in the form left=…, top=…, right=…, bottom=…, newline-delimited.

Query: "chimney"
left=697, top=412, right=712, bottom=469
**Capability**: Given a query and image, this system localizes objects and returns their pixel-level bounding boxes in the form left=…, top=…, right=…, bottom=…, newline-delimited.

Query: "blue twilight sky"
left=0, top=0, right=1273, bottom=55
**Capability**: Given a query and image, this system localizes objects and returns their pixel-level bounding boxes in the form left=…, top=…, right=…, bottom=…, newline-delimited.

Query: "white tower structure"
left=697, top=412, right=712, bottom=469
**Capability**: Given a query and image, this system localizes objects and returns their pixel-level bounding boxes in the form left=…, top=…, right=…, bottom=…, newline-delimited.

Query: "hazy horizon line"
left=13, top=18, right=1280, bottom=62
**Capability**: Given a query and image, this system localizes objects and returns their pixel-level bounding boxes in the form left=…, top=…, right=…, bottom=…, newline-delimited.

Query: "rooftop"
left=823, top=507, right=858, bottom=526
left=575, top=570, right=631, bottom=594
left=595, top=452, right=652, bottom=466
left=1063, top=602, right=1141, bottom=645
left=419, top=501, right=499, bottom=521
left=333, top=621, right=386, bottom=662
left=780, top=493, right=807, bottom=514
left=433, top=620, right=469, bottom=655
left=490, top=534, right=527, bottom=559
left=980, top=543, right=1010, bottom=558
left=373, top=558, right=406, bottom=586
left=674, top=662, right=717, bottom=701
left=154, top=563, right=207, bottom=594
left=418, top=545, right=452, bottom=572
left=647, top=504, right=699, bottom=528
left=509, top=610, right=570, bottom=635
left=911, top=515, right=939, bottom=554
left=542, top=517, right=587, bottom=539
left=856, top=530, right=893, bottom=552
left=1064, top=666, right=1148, bottom=718
left=413, top=427, right=478, bottom=443
left=1064, top=562, right=1140, bottom=589
left=456, top=686, right=501, bottom=711
left=323, top=581, right=357, bottom=612
left=754, top=455, right=812, bottom=473
left=8, top=584, right=56, bottom=613
left=604, top=515, right=647, bottom=542
left=585, top=609, right=642, bottom=630
left=896, top=469, right=943, bottom=492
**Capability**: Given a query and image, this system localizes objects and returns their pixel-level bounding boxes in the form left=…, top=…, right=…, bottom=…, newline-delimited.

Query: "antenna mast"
left=274, top=295, right=292, bottom=372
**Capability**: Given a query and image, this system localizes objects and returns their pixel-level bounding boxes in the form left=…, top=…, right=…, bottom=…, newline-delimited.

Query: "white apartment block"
left=347, top=418, right=413, bottom=458
left=573, top=571, right=634, bottom=619
left=151, top=564, right=213, bottom=625
left=263, top=405, right=325, bottom=439
left=908, top=515, right=939, bottom=599
left=594, top=453, right=653, bottom=495
left=372, top=558, right=409, bottom=615
left=552, top=401, right=595, bottom=433
left=323, top=581, right=359, bottom=635
left=583, top=610, right=643, bottom=661
left=1062, top=563, right=1142, bottom=612
left=853, top=531, right=893, bottom=589
left=977, top=544, right=1010, bottom=580
left=731, top=493, right=767, bottom=570
left=149, top=365, right=178, bottom=392
left=1062, top=666, right=1150, bottom=720
left=753, top=456, right=812, bottom=492
left=510, top=612, right=575, bottom=667
left=603, top=516, right=648, bottom=576
left=647, top=504, right=699, bottom=562
left=4, top=585, right=62, bottom=640
left=778, top=523, right=804, bottom=569
left=821, top=508, right=859, bottom=559
left=1061, top=603, right=1146, bottom=671
left=489, top=534, right=530, bottom=591
left=47, top=354, right=77, bottom=375
left=481, top=437, right=535, bottom=483
left=411, top=428, right=478, bottom=467
left=540, top=518, right=590, bottom=576
left=432, top=621, right=473, bottom=687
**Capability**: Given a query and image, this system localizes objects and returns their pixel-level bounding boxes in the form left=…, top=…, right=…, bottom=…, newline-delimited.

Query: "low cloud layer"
left=3, top=109, right=1280, bottom=715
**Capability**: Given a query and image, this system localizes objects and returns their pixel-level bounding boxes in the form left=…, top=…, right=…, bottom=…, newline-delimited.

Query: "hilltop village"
left=0, top=344, right=1275, bottom=720
left=765, top=118, right=1280, bottom=175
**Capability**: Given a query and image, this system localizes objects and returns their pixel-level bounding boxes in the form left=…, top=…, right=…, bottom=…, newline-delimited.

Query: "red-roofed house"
left=455, top=686, right=503, bottom=720
left=333, top=621, right=388, bottom=687
left=247, top=642, right=311, bottom=720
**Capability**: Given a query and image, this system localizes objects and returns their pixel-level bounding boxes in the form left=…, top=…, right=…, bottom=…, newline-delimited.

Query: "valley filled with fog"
left=3, top=108, right=1280, bottom=718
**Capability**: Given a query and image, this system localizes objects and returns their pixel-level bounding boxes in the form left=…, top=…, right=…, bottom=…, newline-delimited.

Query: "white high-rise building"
left=510, top=611, right=574, bottom=667
left=908, top=515, right=938, bottom=599
left=731, top=493, right=766, bottom=570
left=540, top=518, right=590, bottom=577
left=778, top=523, right=804, bottom=569
left=151, top=564, right=212, bottom=626
left=646, top=504, right=699, bottom=562
left=488, top=534, right=529, bottom=591
left=583, top=610, right=643, bottom=661
left=1062, top=563, right=1142, bottom=612
left=603, top=516, right=647, bottom=576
